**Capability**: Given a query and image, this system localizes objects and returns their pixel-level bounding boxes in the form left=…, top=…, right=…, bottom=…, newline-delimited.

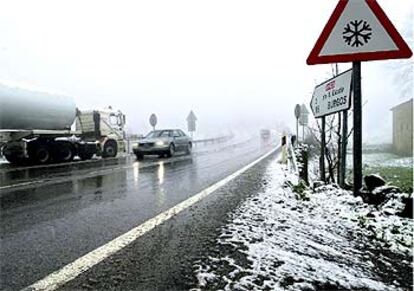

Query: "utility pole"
left=353, top=61, right=362, bottom=195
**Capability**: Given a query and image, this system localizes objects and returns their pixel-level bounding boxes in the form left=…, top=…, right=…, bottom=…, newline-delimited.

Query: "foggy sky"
left=0, top=0, right=412, bottom=141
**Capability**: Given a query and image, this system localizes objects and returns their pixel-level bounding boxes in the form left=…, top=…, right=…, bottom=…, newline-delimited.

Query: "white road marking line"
left=0, top=181, right=45, bottom=190
left=21, top=146, right=279, bottom=291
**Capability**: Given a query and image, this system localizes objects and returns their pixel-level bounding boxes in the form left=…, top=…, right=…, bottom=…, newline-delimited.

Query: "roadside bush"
left=292, top=180, right=310, bottom=201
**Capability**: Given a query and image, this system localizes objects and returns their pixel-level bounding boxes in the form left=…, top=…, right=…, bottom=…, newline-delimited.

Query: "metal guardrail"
left=192, top=135, right=233, bottom=145
left=288, top=142, right=299, bottom=175
left=126, top=134, right=234, bottom=153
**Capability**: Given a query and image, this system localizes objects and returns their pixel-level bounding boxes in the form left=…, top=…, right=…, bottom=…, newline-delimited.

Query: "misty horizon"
left=0, top=0, right=412, bottom=142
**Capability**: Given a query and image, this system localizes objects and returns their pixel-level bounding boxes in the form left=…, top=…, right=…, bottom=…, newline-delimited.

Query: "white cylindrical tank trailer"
left=0, top=84, right=77, bottom=130
left=0, top=83, right=126, bottom=165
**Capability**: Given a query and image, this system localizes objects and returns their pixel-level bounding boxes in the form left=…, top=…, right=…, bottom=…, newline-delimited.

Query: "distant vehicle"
left=260, top=129, right=271, bottom=141
left=133, top=129, right=192, bottom=160
left=0, top=84, right=126, bottom=165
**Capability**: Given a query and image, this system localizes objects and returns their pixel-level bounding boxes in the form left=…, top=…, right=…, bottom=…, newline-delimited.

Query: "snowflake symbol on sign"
left=343, top=20, right=372, bottom=47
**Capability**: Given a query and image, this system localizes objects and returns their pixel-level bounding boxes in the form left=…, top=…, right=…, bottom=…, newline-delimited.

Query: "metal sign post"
left=186, top=110, right=197, bottom=138
left=302, top=125, right=304, bottom=142
left=340, top=106, right=348, bottom=187
left=294, top=104, right=301, bottom=146
left=337, top=111, right=341, bottom=184
left=335, top=64, right=341, bottom=185
left=299, top=104, right=309, bottom=142
left=353, top=61, right=362, bottom=193
left=320, top=117, right=326, bottom=182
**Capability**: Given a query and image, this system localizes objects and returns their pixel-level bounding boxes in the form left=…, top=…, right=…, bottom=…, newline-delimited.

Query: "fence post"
left=296, top=146, right=309, bottom=185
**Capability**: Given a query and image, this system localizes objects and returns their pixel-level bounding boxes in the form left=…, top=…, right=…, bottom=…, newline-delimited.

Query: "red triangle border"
left=307, top=0, right=412, bottom=65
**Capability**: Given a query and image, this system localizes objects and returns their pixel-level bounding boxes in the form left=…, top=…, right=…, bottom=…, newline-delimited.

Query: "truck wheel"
left=53, top=142, right=74, bottom=163
left=167, top=143, right=175, bottom=158
left=102, top=140, right=118, bottom=158
left=30, top=144, right=51, bottom=164
left=3, top=153, right=25, bottom=165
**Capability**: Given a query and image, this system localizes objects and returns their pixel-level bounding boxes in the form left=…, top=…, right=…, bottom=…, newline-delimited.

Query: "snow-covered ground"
left=347, top=153, right=413, bottom=169
left=192, top=159, right=413, bottom=290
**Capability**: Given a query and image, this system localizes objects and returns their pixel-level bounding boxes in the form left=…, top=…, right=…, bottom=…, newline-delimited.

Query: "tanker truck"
left=0, top=83, right=126, bottom=165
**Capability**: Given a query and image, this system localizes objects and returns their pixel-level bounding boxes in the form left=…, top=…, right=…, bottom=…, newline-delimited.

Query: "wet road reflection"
left=158, top=161, right=165, bottom=185
left=0, top=138, right=273, bottom=290
left=133, top=162, right=140, bottom=186
left=0, top=156, right=132, bottom=186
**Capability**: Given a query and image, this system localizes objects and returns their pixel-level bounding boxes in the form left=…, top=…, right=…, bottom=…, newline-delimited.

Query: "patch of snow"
left=193, top=159, right=413, bottom=290
left=347, top=153, right=413, bottom=169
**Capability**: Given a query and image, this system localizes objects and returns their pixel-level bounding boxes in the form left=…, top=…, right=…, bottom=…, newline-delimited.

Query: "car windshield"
left=145, top=130, right=172, bottom=138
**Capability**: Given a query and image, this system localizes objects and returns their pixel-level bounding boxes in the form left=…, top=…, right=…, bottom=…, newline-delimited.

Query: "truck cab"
left=76, top=108, right=126, bottom=158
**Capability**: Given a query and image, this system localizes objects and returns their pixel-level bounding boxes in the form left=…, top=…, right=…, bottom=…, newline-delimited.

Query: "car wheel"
left=186, top=142, right=192, bottom=155
left=167, top=143, right=175, bottom=157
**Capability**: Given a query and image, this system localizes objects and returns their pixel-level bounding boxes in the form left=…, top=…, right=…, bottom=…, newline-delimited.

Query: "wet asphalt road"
left=0, top=138, right=274, bottom=290
left=61, top=148, right=279, bottom=291
left=58, top=152, right=413, bottom=291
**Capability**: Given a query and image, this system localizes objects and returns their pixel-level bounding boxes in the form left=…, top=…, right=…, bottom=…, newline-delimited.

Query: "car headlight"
left=155, top=141, right=165, bottom=146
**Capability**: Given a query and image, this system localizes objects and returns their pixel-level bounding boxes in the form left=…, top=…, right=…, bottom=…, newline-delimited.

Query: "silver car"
left=133, top=129, right=192, bottom=159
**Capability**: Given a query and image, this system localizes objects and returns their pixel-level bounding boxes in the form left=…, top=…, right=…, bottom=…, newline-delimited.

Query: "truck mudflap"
left=117, top=139, right=126, bottom=154
left=77, top=142, right=98, bottom=160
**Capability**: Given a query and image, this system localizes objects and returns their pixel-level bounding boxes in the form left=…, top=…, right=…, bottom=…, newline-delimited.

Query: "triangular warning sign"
left=307, top=0, right=412, bottom=65
left=187, top=110, right=197, bottom=122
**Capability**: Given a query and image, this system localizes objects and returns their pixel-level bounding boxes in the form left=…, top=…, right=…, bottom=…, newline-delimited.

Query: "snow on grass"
left=307, top=151, right=412, bottom=191
left=193, top=159, right=413, bottom=290
left=347, top=153, right=413, bottom=169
